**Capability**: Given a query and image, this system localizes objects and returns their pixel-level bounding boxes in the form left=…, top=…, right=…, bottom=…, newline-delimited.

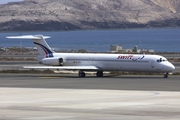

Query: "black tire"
left=164, top=73, right=168, bottom=78
left=96, top=71, right=103, bottom=77
left=79, top=71, right=86, bottom=77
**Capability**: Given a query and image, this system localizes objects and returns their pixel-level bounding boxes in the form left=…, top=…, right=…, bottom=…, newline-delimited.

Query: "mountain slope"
left=0, top=0, right=180, bottom=31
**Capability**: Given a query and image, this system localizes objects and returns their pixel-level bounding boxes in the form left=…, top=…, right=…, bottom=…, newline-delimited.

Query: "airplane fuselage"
left=41, top=53, right=175, bottom=73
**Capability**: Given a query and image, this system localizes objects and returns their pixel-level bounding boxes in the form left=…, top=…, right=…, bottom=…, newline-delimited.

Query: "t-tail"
left=6, top=35, right=54, bottom=60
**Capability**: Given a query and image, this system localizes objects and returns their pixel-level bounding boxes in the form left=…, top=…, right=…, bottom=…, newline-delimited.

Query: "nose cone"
left=167, top=63, right=175, bottom=72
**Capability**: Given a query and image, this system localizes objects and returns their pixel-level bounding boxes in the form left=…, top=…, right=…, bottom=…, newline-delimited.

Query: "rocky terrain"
left=0, top=0, right=180, bottom=31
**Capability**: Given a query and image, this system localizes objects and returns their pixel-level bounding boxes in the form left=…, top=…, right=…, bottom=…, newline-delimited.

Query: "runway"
left=0, top=74, right=180, bottom=91
left=1, top=74, right=180, bottom=120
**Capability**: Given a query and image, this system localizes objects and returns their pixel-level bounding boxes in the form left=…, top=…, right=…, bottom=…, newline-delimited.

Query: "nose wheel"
left=164, top=72, right=168, bottom=78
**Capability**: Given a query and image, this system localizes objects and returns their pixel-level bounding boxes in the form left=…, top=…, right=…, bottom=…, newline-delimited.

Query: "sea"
left=0, top=28, right=180, bottom=52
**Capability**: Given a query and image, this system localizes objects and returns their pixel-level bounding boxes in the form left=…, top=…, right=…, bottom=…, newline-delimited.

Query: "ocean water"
left=0, top=28, right=180, bottom=52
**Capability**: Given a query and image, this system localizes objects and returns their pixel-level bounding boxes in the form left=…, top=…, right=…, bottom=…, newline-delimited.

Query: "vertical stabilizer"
left=6, top=35, right=54, bottom=59
left=32, top=35, right=54, bottom=58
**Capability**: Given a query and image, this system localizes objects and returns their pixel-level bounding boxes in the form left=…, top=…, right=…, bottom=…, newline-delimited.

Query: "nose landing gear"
left=164, top=72, right=168, bottom=78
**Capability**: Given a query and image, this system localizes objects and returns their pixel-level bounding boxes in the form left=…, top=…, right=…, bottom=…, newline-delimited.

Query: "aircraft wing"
left=23, top=66, right=100, bottom=70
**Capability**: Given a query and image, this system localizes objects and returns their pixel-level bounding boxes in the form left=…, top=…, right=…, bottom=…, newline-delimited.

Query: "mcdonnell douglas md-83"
left=6, top=35, right=175, bottom=78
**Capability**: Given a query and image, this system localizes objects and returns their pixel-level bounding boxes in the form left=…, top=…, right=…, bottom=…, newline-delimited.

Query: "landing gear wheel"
left=96, top=71, right=103, bottom=77
left=164, top=72, right=168, bottom=78
left=79, top=71, right=86, bottom=77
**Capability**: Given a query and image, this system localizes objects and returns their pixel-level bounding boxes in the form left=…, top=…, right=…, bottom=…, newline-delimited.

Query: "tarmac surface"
left=0, top=74, right=180, bottom=91
left=0, top=74, right=180, bottom=120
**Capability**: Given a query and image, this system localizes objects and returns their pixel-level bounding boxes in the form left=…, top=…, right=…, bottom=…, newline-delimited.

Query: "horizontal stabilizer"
left=6, top=35, right=50, bottom=40
left=23, top=66, right=99, bottom=70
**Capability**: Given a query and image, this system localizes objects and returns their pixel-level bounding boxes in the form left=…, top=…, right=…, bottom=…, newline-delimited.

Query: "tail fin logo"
left=34, top=42, right=54, bottom=58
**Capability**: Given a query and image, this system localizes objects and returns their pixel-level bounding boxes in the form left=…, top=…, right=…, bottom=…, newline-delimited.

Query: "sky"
left=0, top=0, right=23, bottom=4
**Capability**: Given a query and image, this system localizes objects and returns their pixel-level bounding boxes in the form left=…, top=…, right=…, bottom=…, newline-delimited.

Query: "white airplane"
left=6, top=35, right=175, bottom=78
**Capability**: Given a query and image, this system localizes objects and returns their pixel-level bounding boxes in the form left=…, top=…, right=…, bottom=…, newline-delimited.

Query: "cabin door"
left=151, top=60, right=154, bottom=68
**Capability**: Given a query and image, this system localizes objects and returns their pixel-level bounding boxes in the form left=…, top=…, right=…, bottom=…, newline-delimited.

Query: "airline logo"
left=117, top=55, right=133, bottom=59
left=132, top=55, right=145, bottom=61
left=117, top=55, right=145, bottom=61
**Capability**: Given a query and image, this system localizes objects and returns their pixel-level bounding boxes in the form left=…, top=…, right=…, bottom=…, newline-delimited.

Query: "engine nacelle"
left=39, top=57, right=64, bottom=66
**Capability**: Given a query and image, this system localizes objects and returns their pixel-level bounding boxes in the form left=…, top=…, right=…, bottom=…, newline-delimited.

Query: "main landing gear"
left=78, top=71, right=103, bottom=77
left=96, top=71, right=103, bottom=77
left=164, top=72, right=168, bottom=78
left=78, top=71, right=86, bottom=77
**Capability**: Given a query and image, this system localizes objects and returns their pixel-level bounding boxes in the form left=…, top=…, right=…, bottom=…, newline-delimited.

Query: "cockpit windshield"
left=157, top=58, right=167, bottom=62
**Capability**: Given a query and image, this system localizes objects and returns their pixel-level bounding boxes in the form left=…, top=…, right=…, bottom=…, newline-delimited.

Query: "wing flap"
left=23, top=66, right=99, bottom=70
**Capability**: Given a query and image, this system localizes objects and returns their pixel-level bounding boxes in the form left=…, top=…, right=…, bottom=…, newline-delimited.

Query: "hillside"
left=0, top=0, right=180, bottom=31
